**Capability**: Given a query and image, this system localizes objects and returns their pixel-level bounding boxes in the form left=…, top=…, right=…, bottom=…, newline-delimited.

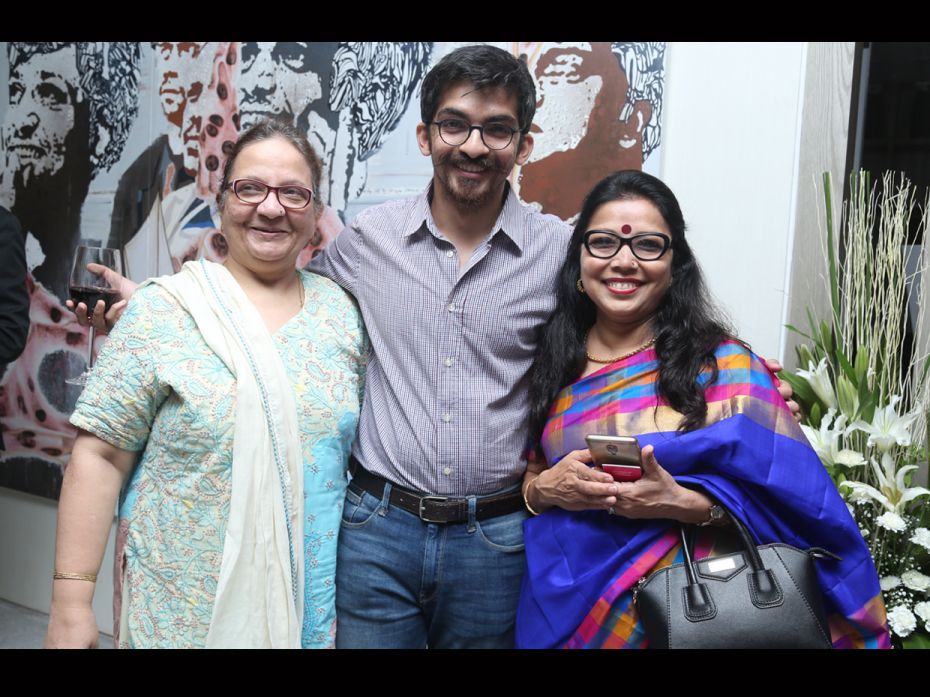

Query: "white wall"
left=662, top=42, right=808, bottom=361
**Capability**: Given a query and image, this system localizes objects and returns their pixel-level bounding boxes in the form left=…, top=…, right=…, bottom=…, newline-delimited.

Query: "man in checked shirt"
left=310, top=44, right=566, bottom=648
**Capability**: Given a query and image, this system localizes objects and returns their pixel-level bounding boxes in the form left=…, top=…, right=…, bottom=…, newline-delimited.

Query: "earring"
left=576, top=279, right=585, bottom=294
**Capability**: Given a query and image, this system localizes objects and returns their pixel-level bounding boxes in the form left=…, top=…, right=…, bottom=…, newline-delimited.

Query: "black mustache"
left=449, top=156, right=497, bottom=172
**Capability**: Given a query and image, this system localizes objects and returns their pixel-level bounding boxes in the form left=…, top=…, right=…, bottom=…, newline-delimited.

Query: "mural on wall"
left=0, top=42, right=140, bottom=497
left=118, top=42, right=434, bottom=275
left=0, top=41, right=665, bottom=499
left=108, top=42, right=230, bottom=273
left=515, top=41, right=665, bottom=221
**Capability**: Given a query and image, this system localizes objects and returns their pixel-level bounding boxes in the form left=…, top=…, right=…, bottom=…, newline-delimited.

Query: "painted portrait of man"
left=235, top=42, right=433, bottom=264
left=238, top=42, right=432, bottom=216
left=517, top=42, right=665, bottom=221
left=0, top=41, right=140, bottom=498
left=108, top=42, right=221, bottom=256
left=156, top=41, right=218, bottom=175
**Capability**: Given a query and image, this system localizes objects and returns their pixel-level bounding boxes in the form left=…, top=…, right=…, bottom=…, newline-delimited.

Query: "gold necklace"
left=585, top=331, right=656, bottom=364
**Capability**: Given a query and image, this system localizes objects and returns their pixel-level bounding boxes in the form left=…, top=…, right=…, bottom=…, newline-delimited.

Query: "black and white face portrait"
left=3, top=45, right=82, bottom=189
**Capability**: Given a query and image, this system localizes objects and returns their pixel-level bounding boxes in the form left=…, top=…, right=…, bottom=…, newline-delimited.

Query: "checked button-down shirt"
left=311, top=184, right=571, bottom=496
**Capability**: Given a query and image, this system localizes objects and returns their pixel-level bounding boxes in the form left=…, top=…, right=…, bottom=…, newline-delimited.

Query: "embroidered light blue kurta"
left=71, top=270, right=367, bottom=648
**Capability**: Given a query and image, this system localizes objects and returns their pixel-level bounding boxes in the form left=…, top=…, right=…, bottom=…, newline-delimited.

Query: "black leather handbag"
left=634, top=511, right=838, bottom=649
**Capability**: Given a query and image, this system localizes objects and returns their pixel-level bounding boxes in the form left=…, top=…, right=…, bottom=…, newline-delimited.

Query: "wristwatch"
left=698, top=504, right=726, bottom=527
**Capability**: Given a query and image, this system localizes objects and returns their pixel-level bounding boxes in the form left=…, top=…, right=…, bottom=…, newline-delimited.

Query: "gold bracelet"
left=53, top=571, right=97, bottom=583
left=523, top=482, right=541, bottom=516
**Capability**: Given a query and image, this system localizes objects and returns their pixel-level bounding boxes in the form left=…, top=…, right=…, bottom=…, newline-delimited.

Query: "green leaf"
left=796, top=344, right=816, bottom=374
left=810, top=402, right=823, bottom=427
left=806, top=308, right=827, bottom=354
left=786, top=324, right=816, bottom=343
left=836, top=348, right=856, bottom=383
left=854, top=350, right=869, bottom=384
left=837, top=374, right=860, bottom=421
left=823, top=172, right=843, bottom=346
left=902, top=631, right=930, bottom=649
left=780, top=371, right=818, bottom=408
left=820, top=320, right=835, bottom=356
left=857, top=378, right=875, bottom=422
left=860, top=397, right=876, bottom=424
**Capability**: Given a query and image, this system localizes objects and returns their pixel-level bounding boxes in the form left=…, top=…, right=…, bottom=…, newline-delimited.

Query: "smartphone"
left=585, top=434, right=643, bottom=482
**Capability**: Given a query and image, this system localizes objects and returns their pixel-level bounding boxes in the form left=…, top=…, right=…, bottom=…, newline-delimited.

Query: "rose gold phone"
left=585, top=434, right=643, bottom=482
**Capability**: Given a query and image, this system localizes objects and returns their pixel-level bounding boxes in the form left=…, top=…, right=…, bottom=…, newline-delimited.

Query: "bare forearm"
left=51, top=436, right=132, bottom=605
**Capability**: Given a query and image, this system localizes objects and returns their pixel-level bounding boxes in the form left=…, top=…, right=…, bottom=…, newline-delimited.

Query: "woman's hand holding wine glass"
left=66, top=262, right=137, bottom=335
left=65, top=246, right=125, bottom=386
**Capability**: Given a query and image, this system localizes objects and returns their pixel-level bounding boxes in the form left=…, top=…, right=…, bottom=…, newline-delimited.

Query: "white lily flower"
left=849, top=395, right=920, bottom=452
left=800, top=409, right=859, bottom=468
left=840, top=452, right=930, bottom=514
left=796, top=358, right=837, bottom=409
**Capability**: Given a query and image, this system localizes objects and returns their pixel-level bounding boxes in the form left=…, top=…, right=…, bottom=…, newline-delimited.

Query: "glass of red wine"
left=66, top=245, right=124, bottom=387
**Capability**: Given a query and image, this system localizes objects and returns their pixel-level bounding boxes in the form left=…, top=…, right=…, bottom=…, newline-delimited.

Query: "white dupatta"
left=147, top=259, right=304, bottom=648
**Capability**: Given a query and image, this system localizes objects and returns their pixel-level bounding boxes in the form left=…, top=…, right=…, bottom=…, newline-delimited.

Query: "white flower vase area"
left=784, top=171, right=930, bottom=648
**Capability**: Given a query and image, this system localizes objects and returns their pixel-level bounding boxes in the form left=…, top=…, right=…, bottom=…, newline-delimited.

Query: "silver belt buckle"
left=419, top=495, right=450, bottom=523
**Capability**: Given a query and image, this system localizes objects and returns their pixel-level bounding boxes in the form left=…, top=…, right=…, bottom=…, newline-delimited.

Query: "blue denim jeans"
left=335, top=481, right=528, bottom=648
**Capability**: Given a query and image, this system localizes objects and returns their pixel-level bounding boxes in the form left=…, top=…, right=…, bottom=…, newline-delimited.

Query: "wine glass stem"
left=86, top=325, right=96, bottom=372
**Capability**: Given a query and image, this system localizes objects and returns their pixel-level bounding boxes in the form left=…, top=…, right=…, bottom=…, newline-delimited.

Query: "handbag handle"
left=678, top=508, right=784, bottom=622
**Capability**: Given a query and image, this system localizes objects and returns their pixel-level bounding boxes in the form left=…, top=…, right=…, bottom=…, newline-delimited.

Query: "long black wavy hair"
left=527, top=170, right=734, bottom=450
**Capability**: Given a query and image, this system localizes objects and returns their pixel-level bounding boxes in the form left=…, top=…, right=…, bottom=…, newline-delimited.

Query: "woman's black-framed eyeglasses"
left=427, top=119, right=520, bottom=150
left=230, top=178, right=314, bottom=210
left=582, top=230, right=672, bottom=261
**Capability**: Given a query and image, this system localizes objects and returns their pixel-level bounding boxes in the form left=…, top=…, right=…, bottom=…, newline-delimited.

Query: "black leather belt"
left=348, top=458, right=524, bottom=524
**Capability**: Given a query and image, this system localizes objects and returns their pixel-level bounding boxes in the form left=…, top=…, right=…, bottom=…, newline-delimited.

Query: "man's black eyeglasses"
left=427, top=119, right=520, bottom=150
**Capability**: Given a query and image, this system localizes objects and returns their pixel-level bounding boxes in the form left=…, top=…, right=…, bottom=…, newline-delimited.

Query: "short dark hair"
left=217, top=117, right=323, bottom=214
left=420, top=44, right=536, bottom=133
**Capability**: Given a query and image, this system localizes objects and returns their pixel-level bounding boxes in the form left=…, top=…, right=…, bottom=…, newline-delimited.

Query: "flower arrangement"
left=782, top=171, right=930, bottom=648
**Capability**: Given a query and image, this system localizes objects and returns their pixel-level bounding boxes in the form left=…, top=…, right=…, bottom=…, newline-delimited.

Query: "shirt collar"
left=402, top=181, right=527, bottom=253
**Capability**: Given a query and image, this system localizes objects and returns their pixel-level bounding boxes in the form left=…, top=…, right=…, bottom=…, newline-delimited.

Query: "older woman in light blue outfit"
left=45, top=119, right=367, bottom=648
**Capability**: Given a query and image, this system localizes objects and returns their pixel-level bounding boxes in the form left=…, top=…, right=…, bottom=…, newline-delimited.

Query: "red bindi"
left=621, top=224, right=632, bottom=234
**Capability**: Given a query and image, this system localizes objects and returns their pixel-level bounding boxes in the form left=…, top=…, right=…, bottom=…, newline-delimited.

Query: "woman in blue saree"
left=516, top=171, right=888, bottom=649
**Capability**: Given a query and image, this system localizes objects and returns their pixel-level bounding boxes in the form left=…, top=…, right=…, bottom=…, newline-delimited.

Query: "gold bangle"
left=53, top=571, right=97, bottom=583
left=523, top=482, right=541, bottom=516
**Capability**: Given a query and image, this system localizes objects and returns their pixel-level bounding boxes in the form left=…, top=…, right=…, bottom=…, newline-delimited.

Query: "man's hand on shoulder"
left=763, top=357, right=800, bottom=422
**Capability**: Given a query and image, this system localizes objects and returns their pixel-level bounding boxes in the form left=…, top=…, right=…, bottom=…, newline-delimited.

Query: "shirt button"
left=441, top=413, right=452, bottom=423
left=447, top=303, right=456, bottom=312
left=444, top=357, right=454, bottom=368
left=446, top=250, right=455, bottom=258
left=443, top=467, right=452, bottom=476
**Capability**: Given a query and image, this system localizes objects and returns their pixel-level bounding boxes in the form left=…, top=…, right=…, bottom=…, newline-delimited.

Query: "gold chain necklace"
left=585, top=331, right=656, bottom=364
